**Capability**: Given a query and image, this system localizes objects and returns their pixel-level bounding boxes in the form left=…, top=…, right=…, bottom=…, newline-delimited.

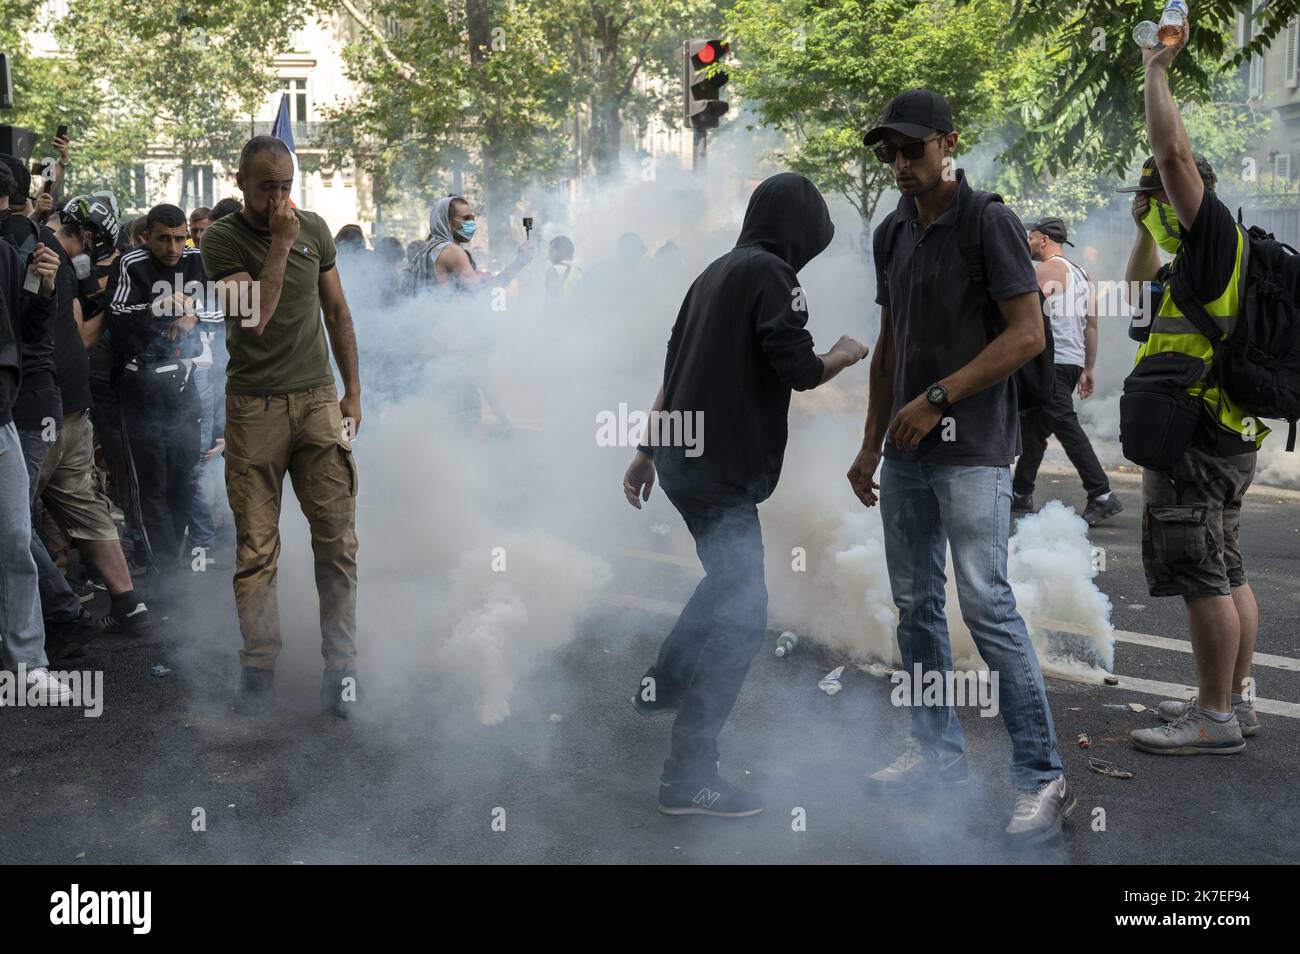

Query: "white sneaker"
left=1005, top=776, right=1077, bottom=842
left=26, top=667, right=75, bottom=705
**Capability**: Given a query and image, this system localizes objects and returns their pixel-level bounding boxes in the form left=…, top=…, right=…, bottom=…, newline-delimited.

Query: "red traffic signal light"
left=684, top=39, right=731, bottom=130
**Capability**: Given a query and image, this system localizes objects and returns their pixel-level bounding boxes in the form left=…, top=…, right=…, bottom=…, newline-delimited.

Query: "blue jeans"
left=0, top=421, right=48, bottom=669
left=879, top=458, right=1062, bottom=790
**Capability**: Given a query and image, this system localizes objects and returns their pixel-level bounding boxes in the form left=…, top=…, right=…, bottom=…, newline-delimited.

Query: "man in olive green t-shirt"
left=202, top=135, right=362, bottom=718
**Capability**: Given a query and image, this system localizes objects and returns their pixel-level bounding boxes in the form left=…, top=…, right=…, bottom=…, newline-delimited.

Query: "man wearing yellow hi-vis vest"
left=1119, top=23, right=1263, bottom=758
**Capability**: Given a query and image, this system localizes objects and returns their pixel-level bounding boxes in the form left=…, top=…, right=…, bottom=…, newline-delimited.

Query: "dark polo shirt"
left=874, top=169, right=1039, bottom=466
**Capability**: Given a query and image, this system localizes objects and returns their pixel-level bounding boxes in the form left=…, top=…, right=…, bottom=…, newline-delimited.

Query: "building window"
left=279, top=77, right=308, bottom=122
left=182, top=164, right=214, bottom=208
left=114, top=163, right=147, bottom=209
left=1288, top=18, right=1299, bottom=89
left=1275, top=153, right=1292, bottom=183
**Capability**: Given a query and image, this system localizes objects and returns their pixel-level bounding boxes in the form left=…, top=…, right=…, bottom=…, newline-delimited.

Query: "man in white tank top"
left=1013, top=217, right=1122, bottom=525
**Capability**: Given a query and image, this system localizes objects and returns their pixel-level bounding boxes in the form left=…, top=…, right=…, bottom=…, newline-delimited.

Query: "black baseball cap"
left=1116, top=154, right=1217, bottom=193
left=1025, top=216, right=1074, bottom=247
left=863, top=90, right=955, bottom=146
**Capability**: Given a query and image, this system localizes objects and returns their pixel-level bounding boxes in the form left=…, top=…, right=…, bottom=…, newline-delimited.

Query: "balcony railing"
left=249, top=120, right=327, bottom=148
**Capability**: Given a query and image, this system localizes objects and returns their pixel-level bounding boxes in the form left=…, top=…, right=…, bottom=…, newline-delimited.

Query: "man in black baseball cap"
left=862, top=90, right=954, bottom=147
left=1115, top=153, right=1217, bottom=195
left=1024, top=216, right=1074, bottom=248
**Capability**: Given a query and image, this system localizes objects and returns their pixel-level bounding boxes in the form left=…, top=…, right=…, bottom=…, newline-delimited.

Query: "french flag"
left=271, top=92, right=302, bottom=206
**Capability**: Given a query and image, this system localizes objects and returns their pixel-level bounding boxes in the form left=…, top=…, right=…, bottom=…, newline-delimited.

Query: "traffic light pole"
left=692, top=126, right=707, bottom=174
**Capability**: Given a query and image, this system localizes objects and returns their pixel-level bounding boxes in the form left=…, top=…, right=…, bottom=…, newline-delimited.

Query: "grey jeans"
left=1, top=421, right=48, bottom=669
left=18, top=426, right=82, bottom=623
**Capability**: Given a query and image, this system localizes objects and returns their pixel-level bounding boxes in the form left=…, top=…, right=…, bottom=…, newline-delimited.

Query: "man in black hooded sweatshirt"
left=623, top=173, right=868, bottom=817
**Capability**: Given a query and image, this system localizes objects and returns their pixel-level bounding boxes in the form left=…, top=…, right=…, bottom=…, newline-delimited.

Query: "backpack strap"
left=958, top=190, right=1000, bottom=294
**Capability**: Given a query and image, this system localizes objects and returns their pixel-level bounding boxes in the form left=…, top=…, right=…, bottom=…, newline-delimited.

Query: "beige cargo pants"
left=224, top=383, right=358, bottom=672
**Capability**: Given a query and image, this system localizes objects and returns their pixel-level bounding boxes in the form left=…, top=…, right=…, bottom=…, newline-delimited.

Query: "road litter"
left=775, top=631, right=798, bottom=658
left=1077, top=732, right=1091, bottom=748
left=1128, top=702, right=1146, bottom=713
left=1088, top=757, right=1135, bottom=780
left=1104, top=675, right=1120, bottom=686
left=1102, top=703, right=1147, bottom=712
left=818, top=666, right=845, bottom=696
left=150, top=664, right=171, bottom=678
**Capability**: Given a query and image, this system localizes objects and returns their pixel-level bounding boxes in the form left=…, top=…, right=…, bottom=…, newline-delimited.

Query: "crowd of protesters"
left=0, top=19, right=1271, bottom=845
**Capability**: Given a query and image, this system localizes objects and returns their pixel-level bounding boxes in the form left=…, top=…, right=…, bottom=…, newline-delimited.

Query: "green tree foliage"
left=726, top=0, right=1014, bottom=229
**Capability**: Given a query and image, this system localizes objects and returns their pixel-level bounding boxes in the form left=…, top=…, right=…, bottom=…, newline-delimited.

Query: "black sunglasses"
left=874, top=133, right=943, bottom=164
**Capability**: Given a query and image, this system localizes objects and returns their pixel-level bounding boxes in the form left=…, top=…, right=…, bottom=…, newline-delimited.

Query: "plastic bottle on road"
left=775, top=631, right=798, bottom=658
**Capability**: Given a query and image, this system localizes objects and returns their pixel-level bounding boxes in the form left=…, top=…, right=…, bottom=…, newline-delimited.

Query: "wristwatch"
left=925, top=383, right=950, bottom=412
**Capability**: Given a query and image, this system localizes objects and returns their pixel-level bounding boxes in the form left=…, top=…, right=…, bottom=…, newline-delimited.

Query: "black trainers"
left=103, top=601, right=152, bottom=636
left=45, top=609, right=105, bottom=659
left=631, top=667, right=680, bottom=717
left=1011, top=492, right=1034, bottom=514
left=658, top=773, right=765, bottom=818
left=320, top=669, right=357, bottom=719
left=1082, top=493, right=1123, bottom=525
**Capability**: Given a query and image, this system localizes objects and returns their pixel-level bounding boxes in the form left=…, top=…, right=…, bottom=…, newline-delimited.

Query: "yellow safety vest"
left=1135, top=224, right=1269, bottom=448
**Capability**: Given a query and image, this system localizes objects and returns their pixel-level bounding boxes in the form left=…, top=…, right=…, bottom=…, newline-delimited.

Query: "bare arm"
left=1144, top=26, right=1203, bottom=229
left=1125, top=201, right=1162, bottom=284
left=319, top=267, right=362, bottom=436
left=938, top=291, right=1044, bottom=403
left=863, top=308, right=895, bottom=452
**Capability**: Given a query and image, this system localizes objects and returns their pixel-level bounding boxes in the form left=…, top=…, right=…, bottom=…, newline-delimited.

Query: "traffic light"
left=683, top=39, right=730, bottom=130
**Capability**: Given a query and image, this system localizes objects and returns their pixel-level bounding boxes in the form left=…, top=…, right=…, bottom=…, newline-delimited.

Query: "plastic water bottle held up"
left=1158, top=0, right=1190, bottom=43
left=1134, top=0, right=1189, bottom=48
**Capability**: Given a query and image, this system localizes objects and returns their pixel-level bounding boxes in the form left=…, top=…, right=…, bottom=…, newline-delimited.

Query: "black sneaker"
left=46, top=608, right=107, bottom=643
left=631, top=667, right=680, bottom=717
left=238, top=668, right=274, bottom=713
left=68, top=578, right=98, bottom=604
left=103, top=601, right=152, bottom=636
left=1083, top=493, right=1123, bottom=525
left=658, top=773, right=765, bottom=817
left=320, top=669, right=357, bottom=719
left=1011, top=492, right=1034, bottom=514
left=45, top=609, right=105, bottom=659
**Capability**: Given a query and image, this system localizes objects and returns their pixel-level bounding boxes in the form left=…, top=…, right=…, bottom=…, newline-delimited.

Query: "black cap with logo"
left=1116, top=154, right=1217, bottom=193
left=863, top=90, right=955, bottom=146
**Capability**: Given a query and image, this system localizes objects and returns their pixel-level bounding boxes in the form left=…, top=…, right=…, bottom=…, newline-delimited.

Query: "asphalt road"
left=2, top=465, right=1297, bottom=865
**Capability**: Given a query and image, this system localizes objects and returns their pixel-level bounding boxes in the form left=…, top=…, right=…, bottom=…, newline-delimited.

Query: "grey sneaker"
left=1155, top=695, right=1260, bottom=737
left=866, top=737, right=968, bottom=796
left=1131, top=705, right=1245, bottom=755
left=1082, top=493, right=1123, bottom=525
left=1006, top=775, right=1077, bottom=842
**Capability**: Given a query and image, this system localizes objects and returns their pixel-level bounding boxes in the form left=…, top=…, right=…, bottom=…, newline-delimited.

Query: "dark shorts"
left=1141, top=438, right=1255, bottom=598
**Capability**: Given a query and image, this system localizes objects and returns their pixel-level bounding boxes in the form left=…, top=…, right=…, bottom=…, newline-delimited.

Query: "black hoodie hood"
left=735, top=172, right=834, bottom=272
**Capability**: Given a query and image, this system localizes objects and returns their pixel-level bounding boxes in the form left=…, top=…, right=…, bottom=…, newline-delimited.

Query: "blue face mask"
left=456, top=219, right=477, bottom=240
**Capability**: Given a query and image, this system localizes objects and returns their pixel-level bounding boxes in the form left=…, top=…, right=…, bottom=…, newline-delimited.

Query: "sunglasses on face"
left=874, top=133, right=943, bottom=164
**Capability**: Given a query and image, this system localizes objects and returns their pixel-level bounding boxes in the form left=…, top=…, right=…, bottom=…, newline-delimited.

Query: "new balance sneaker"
left=631, top=667, right=680, bottom=717
left=1006, top=775, right=1077, bottom=843
left=657, top=773, right=764, bottom=818
left=866, top=737, right=969, bottom=796
left=1083, top=492, right=1123, bottom=525
left=1011, top=493, right=1034, bottom=514
left=1130, top=705, right=1245, bottom=755
left=26, top=667, right=75, bottom=705
left=103, top=601, right=152, bottom=636
left=1155, top=695, right=1260, bottom=737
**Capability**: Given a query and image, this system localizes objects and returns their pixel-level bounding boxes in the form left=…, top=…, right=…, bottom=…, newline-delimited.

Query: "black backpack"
left=875, top=189, right=1054, bottom=411
left=1167, top=219, right=1300, bottom=451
